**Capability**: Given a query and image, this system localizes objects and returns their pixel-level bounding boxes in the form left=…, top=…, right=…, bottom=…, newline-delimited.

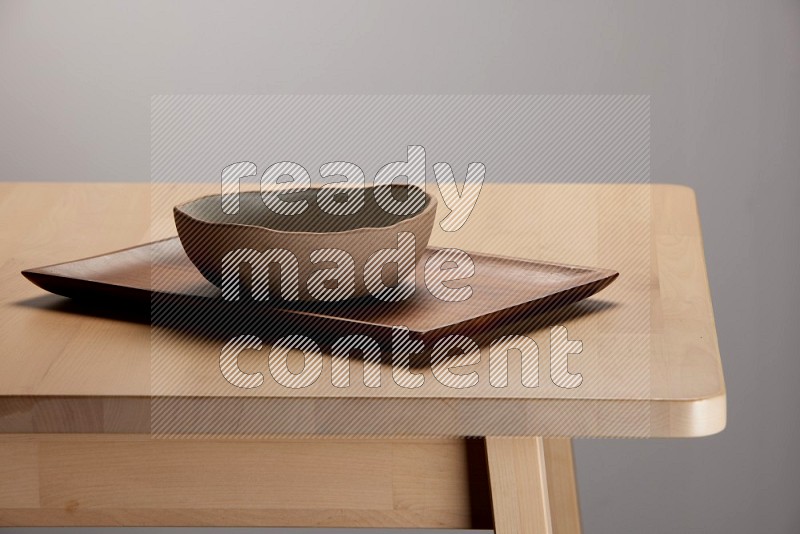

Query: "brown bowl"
left=174, top=185, right=437, bottom=301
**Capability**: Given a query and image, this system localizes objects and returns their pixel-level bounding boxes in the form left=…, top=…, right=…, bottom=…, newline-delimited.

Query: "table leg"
left=485, top=437, right=581, bottom=534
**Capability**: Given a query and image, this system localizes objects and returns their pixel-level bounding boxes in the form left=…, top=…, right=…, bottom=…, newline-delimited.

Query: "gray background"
left=1, top=1, right=799, bottom=533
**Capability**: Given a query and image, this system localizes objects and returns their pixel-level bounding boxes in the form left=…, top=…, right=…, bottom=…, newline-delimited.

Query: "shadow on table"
left=14, top=293, right=618, bottom=370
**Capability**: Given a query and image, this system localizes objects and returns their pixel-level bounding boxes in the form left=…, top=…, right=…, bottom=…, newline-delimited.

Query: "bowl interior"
left=178, top=185, right=433, bottom=234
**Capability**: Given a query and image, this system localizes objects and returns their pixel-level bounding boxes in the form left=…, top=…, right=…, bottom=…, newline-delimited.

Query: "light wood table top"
left=0, top=182, right=725, bottom=438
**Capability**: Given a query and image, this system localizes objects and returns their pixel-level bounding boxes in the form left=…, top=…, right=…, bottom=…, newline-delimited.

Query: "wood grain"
left=485, top=437, right=583, bottom=534
left=0, top=183, right=726, bottom=438
left=486, top=437, right=553, bottom=534
left=543, top=438, right=582, bottom=534
left=0, top=434, right=493, bottom=528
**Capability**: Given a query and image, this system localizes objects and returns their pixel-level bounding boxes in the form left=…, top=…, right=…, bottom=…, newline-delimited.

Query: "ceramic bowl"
left=174, top=185, right=437, bottom=301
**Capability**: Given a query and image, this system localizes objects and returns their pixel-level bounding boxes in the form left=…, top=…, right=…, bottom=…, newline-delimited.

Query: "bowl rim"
left=174, top=184, right=438, bottom=237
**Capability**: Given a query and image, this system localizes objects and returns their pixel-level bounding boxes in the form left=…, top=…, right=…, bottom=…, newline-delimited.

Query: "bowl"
left=174, top=185, right=437, bottom=302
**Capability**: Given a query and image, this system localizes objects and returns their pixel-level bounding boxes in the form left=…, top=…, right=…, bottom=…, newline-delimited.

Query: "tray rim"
left=22, top=237, right=619, bottom=336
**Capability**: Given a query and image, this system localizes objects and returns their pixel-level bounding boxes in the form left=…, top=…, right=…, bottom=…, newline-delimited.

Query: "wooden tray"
left=22, top=237, right=618, bottom=341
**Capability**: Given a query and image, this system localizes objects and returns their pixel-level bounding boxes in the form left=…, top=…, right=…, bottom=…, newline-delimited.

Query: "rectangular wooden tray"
left=22, top=237, right=617, bottom=340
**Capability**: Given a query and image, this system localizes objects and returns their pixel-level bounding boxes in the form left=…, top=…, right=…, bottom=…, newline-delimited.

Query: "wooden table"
left=0, top=182, right=725, bottom=532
